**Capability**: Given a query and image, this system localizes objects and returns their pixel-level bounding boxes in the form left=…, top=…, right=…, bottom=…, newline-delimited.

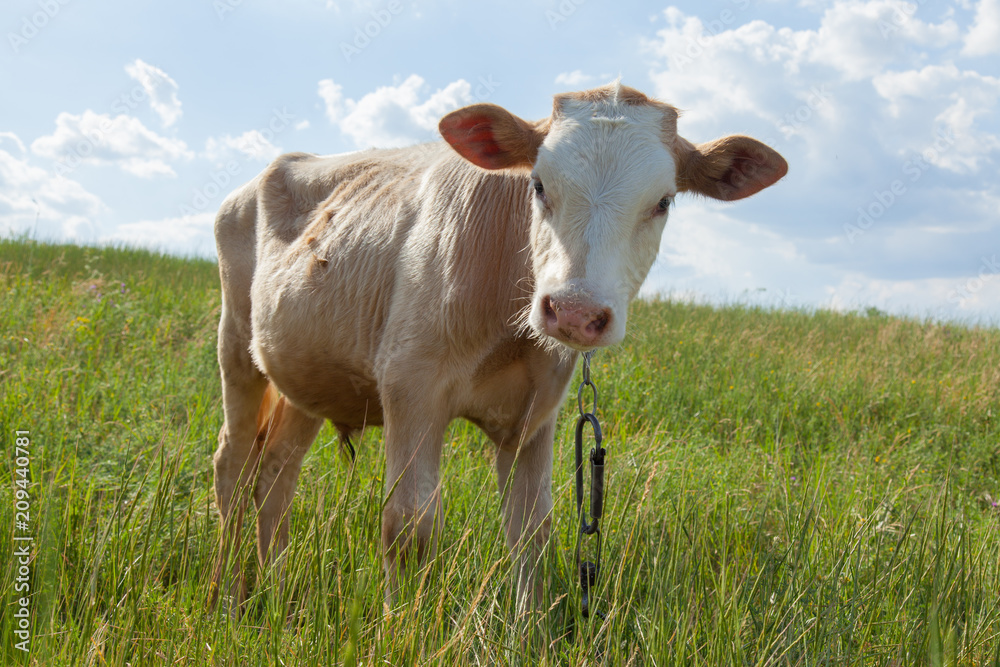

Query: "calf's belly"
left=254, top=342, right=384, bottom=428
left=274, top=361, right=384, bottom=428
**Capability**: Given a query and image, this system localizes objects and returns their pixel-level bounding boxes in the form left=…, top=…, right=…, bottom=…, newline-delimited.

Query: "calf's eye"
left=657, top=196, right=672, bottom=212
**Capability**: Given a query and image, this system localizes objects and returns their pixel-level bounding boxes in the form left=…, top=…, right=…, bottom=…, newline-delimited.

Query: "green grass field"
left=2, top=237, right=998, bottom=665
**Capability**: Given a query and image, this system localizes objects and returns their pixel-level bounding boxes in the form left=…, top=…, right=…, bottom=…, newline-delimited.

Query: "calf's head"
left=440, top=82, right=787, bottom=351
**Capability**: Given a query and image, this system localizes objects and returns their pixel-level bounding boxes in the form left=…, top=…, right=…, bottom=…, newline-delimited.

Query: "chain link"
left=577, top=351, right=597, bottom=417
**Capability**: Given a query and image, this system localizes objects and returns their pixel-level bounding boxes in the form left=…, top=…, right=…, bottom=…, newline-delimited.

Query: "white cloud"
left=30, top=110, right=193, bottom=178
left=319, top=79, right=345, bottom=123
left=646, top=2, right=961, bottom=130
left=119, top=157, right=179, bottom=178
left=0, top=132, right=27, bottom=155
left=873, top=64, right=1000, bottom=172
left=325, top=0, right=380, bottom=12
left=125, top=59, right=183, bottom=128
left=645, top=200, right=810, bottom=296
left=644, top=199, right=1000, bottom=322
left=644, top=2, right=997, bottom=182
left=0, top=139, right=105, bottom=241
left=640, top=1, right=999, bottom=323
left=555, top=70, right=597, bottom=87
left=102, top=212, right=217, bottom=257
left=962, top=0, right=1000, bottom=55
left=319, top=75, right=474, bottom=148
left=810, top=0, right=960, bottom=80
left=646, top=13, right=810, bottom=135
left=640, top=204, right=837, bottom=316
left=204, top=130, right=282, bottom=164
left=824, top=272, right=1000, bottom=320
left=408, top=79, right=473, bottom=131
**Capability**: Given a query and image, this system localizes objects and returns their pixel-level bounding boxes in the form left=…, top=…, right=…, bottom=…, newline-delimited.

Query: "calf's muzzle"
left=540, top=294, right=613, bottom=349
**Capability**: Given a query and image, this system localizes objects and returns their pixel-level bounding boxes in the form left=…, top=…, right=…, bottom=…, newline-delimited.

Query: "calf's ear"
left=675, top=135, right=788, bottom=201
left=439, top=104, right=547, bottom=170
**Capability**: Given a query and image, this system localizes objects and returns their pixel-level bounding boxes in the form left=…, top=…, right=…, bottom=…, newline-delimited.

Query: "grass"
left=1, top=237, right=998, bottom=665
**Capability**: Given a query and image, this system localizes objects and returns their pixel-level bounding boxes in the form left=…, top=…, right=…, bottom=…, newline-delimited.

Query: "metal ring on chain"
left=578, top=380, right=597, bottom=416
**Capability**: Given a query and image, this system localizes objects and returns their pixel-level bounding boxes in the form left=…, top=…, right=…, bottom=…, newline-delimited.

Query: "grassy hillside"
left=1, top=238, right=998, bottom=665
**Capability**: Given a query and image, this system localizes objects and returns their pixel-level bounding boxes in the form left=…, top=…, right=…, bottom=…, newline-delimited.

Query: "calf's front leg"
left=495, top=417, right=556, bottom=614
left=380, top=386, right=448, bottom=606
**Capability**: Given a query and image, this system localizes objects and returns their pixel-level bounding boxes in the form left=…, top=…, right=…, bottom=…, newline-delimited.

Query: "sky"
left=2, top=0, right=999, bottom=323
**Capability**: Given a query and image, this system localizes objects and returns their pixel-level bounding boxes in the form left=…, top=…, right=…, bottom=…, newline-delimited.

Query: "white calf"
left=211, top=81, right=787, bottom=611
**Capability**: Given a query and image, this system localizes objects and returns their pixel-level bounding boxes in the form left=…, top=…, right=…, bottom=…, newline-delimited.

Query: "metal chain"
left=574, top=350, right=606, bottom=620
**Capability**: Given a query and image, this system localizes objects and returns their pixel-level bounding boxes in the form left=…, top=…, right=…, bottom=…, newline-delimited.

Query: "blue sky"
left=2, top=0, right=999, bottom=322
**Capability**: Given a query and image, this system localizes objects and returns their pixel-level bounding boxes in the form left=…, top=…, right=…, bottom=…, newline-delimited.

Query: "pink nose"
left=541, top=295, right=612, bottom=347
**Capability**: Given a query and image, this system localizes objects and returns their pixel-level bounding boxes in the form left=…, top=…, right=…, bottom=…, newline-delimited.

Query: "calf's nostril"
left=587, top=310, right=610, bottom=335
left=542, top=295, right=558, bottom=324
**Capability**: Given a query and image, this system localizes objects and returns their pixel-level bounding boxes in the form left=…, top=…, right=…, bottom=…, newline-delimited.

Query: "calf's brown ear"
left=439, top=104, right=547, bottom=170
left=675, top=135, right=788, bottom=201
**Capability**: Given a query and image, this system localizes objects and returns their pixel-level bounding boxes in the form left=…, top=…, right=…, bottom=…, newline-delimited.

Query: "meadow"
left=1, top=237, right=998, bottom=665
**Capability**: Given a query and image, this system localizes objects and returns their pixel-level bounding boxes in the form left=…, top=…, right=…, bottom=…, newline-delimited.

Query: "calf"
left=211, top=81, right=787, bottom=612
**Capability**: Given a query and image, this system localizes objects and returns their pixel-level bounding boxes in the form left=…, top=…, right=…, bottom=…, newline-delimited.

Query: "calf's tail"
left=254, top=383, right=285, bottom=451
left=254, top=383, right=356, bottom=461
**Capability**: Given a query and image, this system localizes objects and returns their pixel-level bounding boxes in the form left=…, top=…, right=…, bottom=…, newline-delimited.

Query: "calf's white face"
left=440, top=83, right=788, bottom=352
left=526, top=95, right=679, bottom=349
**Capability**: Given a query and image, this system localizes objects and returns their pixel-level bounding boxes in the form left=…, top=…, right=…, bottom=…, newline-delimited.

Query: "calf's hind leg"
left=252, top=390, right=323, bottom=575
left=211, top=312, right=268, bottom=612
